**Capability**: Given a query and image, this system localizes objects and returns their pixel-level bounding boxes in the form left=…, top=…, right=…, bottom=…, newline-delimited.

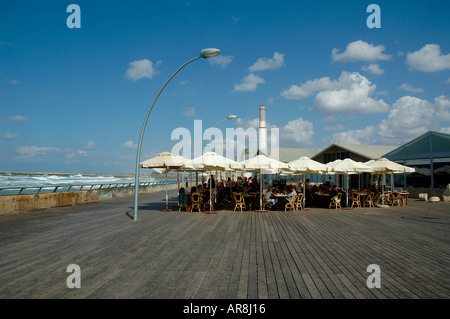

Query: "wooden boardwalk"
left=0, top=190, right=449, bottom=299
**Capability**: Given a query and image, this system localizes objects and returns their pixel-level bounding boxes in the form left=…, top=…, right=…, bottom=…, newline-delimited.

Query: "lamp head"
left=200, top=48, right=221, bottom=58
left=227, top=115, right=238, bottom=120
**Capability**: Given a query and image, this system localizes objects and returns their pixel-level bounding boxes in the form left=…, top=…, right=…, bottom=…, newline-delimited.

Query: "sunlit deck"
left=0, top=190, right=449, bottom=299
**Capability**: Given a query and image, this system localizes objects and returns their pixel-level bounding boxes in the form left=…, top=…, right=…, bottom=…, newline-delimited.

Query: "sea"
left=0, top=173, right=176, bottom=195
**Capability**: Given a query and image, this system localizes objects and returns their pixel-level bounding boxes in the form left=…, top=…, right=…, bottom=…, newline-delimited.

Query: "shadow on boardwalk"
left=0, top=189, right=449, bottom=299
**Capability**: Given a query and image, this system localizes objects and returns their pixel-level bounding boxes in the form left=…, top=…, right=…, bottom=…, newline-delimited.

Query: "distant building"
left=264, top=130, right=450, bottom=198
left=311, top=144, right=396, bottom=164
left=383, top=131, right=450, bottom=196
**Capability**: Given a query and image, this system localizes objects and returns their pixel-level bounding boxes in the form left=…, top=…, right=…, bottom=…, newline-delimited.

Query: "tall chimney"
left=258, top=105, right=267, bottom=155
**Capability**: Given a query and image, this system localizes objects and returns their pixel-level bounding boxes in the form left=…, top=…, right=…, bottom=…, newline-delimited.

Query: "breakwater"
left=0, top=182, right=178, bottom=215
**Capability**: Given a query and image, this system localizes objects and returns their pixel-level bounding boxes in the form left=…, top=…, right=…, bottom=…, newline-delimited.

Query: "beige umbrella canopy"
left=288, top=156, right=329, bottom=208
left=235, top=154, right=291, bottom=211
left=366, top=158, right=415, bottom=205
left=366, top=158, right=415, bottom=174
left=327, top=158, right=373, bottom=206
left=184, top=152, right=240, bottom=211
left=184, top=152, right=239, bottom=171
left=140, top=152, right=187, bottom=210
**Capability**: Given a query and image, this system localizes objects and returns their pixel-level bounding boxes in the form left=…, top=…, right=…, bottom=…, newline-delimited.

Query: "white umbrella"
left=184, top=152, right=240, bottom=212
left=366, top=158, right=415, bottom=205
left=235, top=154, right=291, bottom=211
left=328, top=158, right=373, bottom=207
left=288, top=156, right=329, bottom=208
left=140, top=152, right=187, bottom=210
left=366, top=158, right=414, bottom=174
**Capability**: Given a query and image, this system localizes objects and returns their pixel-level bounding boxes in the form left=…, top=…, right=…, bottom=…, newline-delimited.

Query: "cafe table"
left=243, top=193, right=258, bottom=210
left=399, top=191, right=409, bottom=206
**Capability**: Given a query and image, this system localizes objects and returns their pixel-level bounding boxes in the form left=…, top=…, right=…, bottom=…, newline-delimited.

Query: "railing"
left=0, top=180, right=178, bottom=196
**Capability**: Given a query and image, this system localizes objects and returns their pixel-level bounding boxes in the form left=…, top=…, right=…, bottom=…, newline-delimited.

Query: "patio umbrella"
left=234, top=154, right=291, bottom=211
left=288, top=157, right=329, bottom=208
left=327, top=158, right=373, bottom=207
left=366, top=158, right=415, bottom=205
left=140, top=152, right=186, bottom=210
left=184, top=152, right=241, bottom=212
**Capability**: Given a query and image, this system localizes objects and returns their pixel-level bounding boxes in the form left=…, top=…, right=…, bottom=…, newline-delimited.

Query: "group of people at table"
left=177, top=176, right=409, bottom=212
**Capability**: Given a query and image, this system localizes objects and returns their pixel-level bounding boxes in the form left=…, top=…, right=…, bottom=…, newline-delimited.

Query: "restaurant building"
left=383, top=131, right=450, bottom=197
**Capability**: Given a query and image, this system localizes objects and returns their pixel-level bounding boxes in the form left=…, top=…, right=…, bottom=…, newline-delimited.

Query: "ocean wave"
left=0, top=174, right=162, bottom=189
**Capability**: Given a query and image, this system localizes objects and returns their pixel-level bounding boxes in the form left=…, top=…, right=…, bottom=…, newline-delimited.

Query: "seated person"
left=265, top=187, right=276, bottom=206
left=178, top=188, right=190, bottom=208
left=271, top=186, right=297, bottom=211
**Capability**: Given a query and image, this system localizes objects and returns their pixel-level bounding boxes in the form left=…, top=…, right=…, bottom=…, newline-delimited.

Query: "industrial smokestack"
left=258, top=105, right=267, bottom=155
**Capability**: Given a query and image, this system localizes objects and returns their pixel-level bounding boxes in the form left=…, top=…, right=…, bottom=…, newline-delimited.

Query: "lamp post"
left=198, top=114, right=238, bottom=184
left=201, top=114, right=238, bottom=148
left=133, top=48, right=221, bottom=221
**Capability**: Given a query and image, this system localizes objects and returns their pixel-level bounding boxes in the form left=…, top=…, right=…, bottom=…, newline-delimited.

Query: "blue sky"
left=1, top=0, right=449, bottom=174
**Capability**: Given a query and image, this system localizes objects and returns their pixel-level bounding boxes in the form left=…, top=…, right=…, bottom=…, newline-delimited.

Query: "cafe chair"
left=351, top=192, right=361, bottom=208
left=365, top=192, right=375, bottom=208
left=329, top=193, right=342, bottom=209
left=373, top=192, right=381, bottom=205
left=285, top=195, right=298, bottom=211
left=203, top=193, right=215, bottom=211
left=178, top=198, right=187, bottom=211
left=190, top=193, right=203, bottom=212
left=295, top=193, right=304, bottom=211
left=391, top=191, right=401, bottom=206
left=262, top=195, right=272, bottom=210
left=233, top=193, right=246, bottom=211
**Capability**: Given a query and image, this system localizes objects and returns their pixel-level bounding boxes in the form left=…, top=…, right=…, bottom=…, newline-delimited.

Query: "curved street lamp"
left=133, top=48, right=221, bottom=221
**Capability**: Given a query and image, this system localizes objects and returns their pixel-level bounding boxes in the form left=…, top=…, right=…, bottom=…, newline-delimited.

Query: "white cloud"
left=406, top=44, right=450, bottom=72
left=377, top=96, right=435, bottom=144
left=281, top=72, right=389, bottom=114
left=15, top=145, right=88, bottom=161
left=125, top=59, right=160, bottom=81
left=16, top=146, right=61, bottom=159
left=208, top=55, right=234, bottom=68
left=236, top=117, right=260, bottom=129
left=248, top=52, right=285, bottom=72
left=8, top=115, right=29, bottom=123
left=361, top=63, right=385, bottom=75
left=236, top=117, right=314, bottom=148
left=332, top=95, right=450, bottom=145
left=332, top=40, right=391, bottom=62
left=398, top=83, right=424, bottom=93
left=331, top=126, right=376, bottom=144
left=2, top=132, right=19, bottom=140
left=183, top=107, right=196, bottom=117
left=121, top=140, right=138, bottom=149
left=313, top=72, right=389, bottom=114
left=281, top=76, right=340, bottom=100
left=85, top=141, right=96, bottom=149
left=434, top=95, right=450, bottom=122
left=233, top=73, right=265, bottom=92
left=280, top=117, right=314, bottom=146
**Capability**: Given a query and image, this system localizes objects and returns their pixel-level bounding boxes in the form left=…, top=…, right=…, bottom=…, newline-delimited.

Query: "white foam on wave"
left=0, top=174, right=159, bottom=189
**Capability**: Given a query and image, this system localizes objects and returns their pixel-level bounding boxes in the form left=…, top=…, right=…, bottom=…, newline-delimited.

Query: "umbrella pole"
left=260, top=171, right=263, bottom=210
left=346, top=174, right=349, bottom=207
left=210, top=171, right=212, bottom=209
left=303, top=173, right=306, bottom=208
left=165, top=172, right=169, bottom=210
